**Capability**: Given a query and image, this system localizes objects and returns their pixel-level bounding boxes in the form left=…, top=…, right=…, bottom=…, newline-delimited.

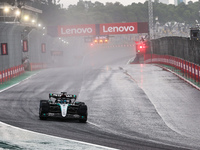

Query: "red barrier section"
left=182, top=60, right=186, bottom=73
left=8, top=69, right=10, bottom=80
left=186, top=61, right=189, bottom=74
left=143, top=54, right=200, bottom=83
left=166, top=55, right=170, bottom=65
left=0, top=71, right=2, bottom=84
left=189, top=62, right=192, bottom=77
left=199, top=66, right=200, bottom=82
left=13, top=67, right=16, bottom=78
left=180, top=59, right=183, bottom=71
left=2, top=70, right=5, bottom=82
left=192, top=63, right=195, bottom=79
left=15, top=67, right=17, bottom=77
left=6, top=69, right=9, bottom=81
left=5, top=69, right=7, bottom=82
left=171, top=56, right=173, bottom=67
left=18, top=66, right=21, bottom=75
left=178, top=58, right=181, bottom=70
left=21, top=65, right=25, bottom=74
left=169, top=56, right=172, bottom=66
left=10, top=67, right=13, bottom=79
left=16, top=66, right=18, bottom=76
left=13, top=67, right=15, bottom=77
left=175, top=58, right=178, bottom=68
left=0, top=65, right=26, bottom=83
left=195, top=65, right=199, bottom=82
left=17, top=66, right=19, bottom=77
left=19, top=65, right=22, bottom=75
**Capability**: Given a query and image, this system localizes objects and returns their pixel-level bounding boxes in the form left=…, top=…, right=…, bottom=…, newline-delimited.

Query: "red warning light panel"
left=94, top=39, right=98, bottom=43
left=99, top=39, right=103, bottom=43
left=135, top=41, right=146, bottom=54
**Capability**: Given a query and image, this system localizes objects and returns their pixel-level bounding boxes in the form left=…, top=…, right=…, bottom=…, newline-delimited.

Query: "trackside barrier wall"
left=0, top=65, right=24, bottom=84
left=0, top=22, right=68, bottom=84
left=0, top=24, right=24, bottom=71
left=144, top=54, right=200, bottom=83
left=30, top=63, right=47, bottom=71
left=151, top=37, right=200, bottom=65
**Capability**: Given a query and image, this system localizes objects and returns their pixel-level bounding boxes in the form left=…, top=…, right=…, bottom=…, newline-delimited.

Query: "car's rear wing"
left=49, top=93, right=77, bottom=100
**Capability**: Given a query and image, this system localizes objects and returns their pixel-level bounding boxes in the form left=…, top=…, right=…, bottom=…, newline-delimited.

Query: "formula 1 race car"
left=39, top=92, right=87, bottom=123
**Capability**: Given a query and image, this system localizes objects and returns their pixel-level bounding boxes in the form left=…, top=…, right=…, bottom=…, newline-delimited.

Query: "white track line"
left=0, top=121, right=118, bottom=150
left=87, top=121, right=102, bottom=128
left=126, top=57, right=134, bottom=65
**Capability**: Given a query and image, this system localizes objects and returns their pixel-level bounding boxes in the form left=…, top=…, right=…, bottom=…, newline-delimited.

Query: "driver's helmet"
left=61, top=94, right=66, bottom=99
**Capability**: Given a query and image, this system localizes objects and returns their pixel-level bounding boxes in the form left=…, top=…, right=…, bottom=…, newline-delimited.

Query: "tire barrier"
left=0, top=65, right=24, bottom=84
left=144, top=54, right=200, bottom=83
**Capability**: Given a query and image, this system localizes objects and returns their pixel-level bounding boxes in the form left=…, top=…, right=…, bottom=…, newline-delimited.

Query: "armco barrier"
left=144, top=54, right=200, bottom=83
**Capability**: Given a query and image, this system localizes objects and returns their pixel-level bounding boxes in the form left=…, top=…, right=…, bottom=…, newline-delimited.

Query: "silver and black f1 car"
left=39, top=92, right=87, bottom=123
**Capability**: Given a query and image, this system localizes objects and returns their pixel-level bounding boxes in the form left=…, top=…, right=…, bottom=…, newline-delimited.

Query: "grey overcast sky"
left=59, top=0, right=197, bottom=8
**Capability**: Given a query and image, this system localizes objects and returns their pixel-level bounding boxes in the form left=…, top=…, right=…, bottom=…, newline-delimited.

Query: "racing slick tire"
left=78, top=104, right=88, bottom=123
left=39, top=100, right=49, bottom=120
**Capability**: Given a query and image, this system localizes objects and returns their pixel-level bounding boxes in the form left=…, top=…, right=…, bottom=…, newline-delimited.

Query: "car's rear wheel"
left=39, top=100, right=49, bottom=120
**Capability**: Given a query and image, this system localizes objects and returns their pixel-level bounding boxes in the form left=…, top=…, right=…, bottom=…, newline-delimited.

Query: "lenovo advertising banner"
left=55, top=22, right=148, bottom=37
left=58, top=24, right=96, bottom=37
left=100, top=22, right=138, bottom=35
left=99, top=22, right=148, bottom=35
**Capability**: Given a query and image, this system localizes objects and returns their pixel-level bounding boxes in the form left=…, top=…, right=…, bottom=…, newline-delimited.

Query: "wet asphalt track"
left=0, top=44, right=200, bottom=150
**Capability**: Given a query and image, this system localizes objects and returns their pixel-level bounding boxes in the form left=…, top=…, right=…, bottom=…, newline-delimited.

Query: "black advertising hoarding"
left=51, top=51, right=63, bottom=56
left=1, top=43, right=8, bottom=55
left=137, top=22, right=149, bottom=33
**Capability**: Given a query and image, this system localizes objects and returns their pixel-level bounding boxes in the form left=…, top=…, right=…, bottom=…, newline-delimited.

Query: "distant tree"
left=17, top=0, right=199, bottom=26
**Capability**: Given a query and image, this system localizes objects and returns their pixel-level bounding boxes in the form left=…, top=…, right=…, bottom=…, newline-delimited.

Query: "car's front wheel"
left=39, top=100, right=49, bottom=120
left=78, top=104, right=87, bottom=123
left=79, top=115, right=87, bottom=123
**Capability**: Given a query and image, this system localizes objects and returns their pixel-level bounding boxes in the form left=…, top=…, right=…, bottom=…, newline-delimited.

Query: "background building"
left=174, top=0, right=186, bottom=6
left=159, top=0, right=169, bottom=4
